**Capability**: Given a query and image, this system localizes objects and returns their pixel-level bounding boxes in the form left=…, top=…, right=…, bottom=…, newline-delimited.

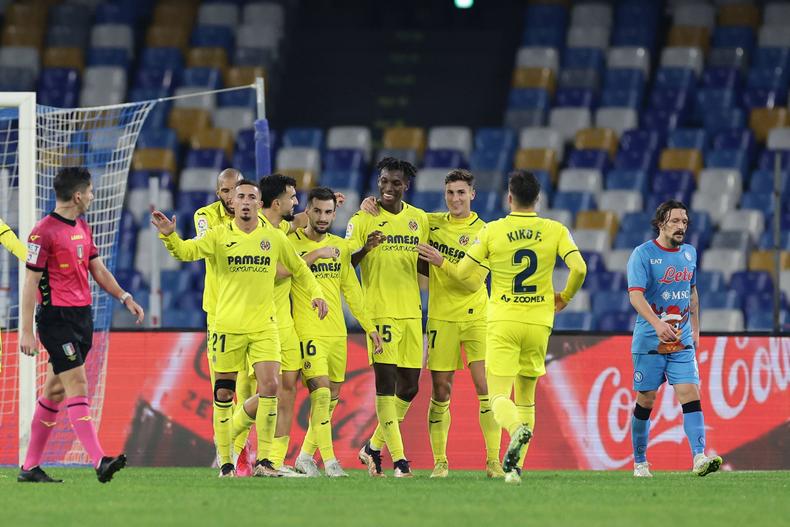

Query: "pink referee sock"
left=22, top=397, right=60, bottom=470
left=66, top=396, right=105, bottom=467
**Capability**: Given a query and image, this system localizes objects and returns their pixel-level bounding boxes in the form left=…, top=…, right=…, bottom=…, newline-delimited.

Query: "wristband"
left=119, top=291, right=132, bottom=304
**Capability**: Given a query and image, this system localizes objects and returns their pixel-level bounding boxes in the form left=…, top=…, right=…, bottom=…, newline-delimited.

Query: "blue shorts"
left=632, top=349, right=699, bottom=391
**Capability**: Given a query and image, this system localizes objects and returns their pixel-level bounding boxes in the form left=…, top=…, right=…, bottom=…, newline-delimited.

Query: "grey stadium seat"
left=701, top=248, right=746, bottom=281
left=505, top=109, right=544, bottom=130
left=549, top=108, right=592, bottom=143
left=428, top=126, right=472, bottom=158
left=91, top=24, right=134, bottom=55
left=540, top=208, right=573, bottom=227
left=0, top=46, right=39, bottom=77
left=604, top=248, right=633, bottom=273
left=276, top=147, right=321, bottom=173
left=764, top=3, right=790, bottom=27
left=698, top=169, right=742, bottom=202
left=327, top=126, right=372, bottom=161
left=243, top=2, right=285, bottom=28
left=237, top=24, right=281, bottom=51
left=701, top=309, right=744, bottom=332
left=573, top=229, right=611, bottom=252
left=767, top=128, right=790, bottom=150
left=595, top=108, right=638, bottom=136
left=673, top=4, right=715, bottom=30
left=179, top=168, right=218, bottom=193
left=570, top=3, right=612, bottom=28
left=759, top=26, right=790, bottom=48
left=559, top=69, right=600, bottom=91
left=661, top=47, right=704, bottom=77
left=691, top=192, right=738, bottom=226
left=720, top=211, right=765, bottom=244
left=567, top=26, right=609, bottom=50
left=415, top=168, right=449, bottom=192
left=558, top=168, right=603, bottom=196
left=607, top=47, right=650, bottom=76
left=515, top=47, right=559, bottom=74
left=520, top=127, right=564, bottom=160
left=198, top=3, right=239, bottom=28
left=711, top=230, right=752, bottom=252
left=598, top=190, right=643, bottom=219
left=173, top=86, right=216, bottom=111
left=213, top=108, right=255, bottom=137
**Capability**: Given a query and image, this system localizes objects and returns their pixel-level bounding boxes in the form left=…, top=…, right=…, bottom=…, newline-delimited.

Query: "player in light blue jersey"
left=626, top=200, right=722, bottom=478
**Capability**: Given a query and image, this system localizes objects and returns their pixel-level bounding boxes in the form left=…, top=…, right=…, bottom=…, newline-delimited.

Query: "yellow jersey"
left=160, top=219, right=323, bottom=335
left=459, top=212, right=579, bottom=328
left=193, top=200, right=232, bottom=315
left=345, top=202, right=429, bottom=319
left=0, top=217, right=26, bottom=262
left=426, top=212, right=487, bottom=321
left=288, top=229, right=374, bottom=337
left=260, top=213, right=293, bottom=328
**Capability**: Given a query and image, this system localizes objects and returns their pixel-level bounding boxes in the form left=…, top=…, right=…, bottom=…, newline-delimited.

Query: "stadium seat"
left=668, top=26, right=710, bottom=56
left=213, top=108, right=254, bottom=136
left=567, top=150, right=610, bottom=171
left=691, top=191, right=738, bottom=226
left=191, top=26, right=235, bottom=51
left=553, top=191, right=596, bottom=218
left=173, top=86, right=216, bottom=111
left=746, top=310, right=790, bottom=332
left=522, top=27, right=565, bottom=49
left=731, top=270, right=774, bottom=296
left=561, top=289, right=591, bottom=314
left=549, top=108, right=592, bottom=143
left=276, top=147, right=321, bottom=173
left=607, top=47, right=650, bottom=76
left=198, top=3, right=239, bottom=28
left=187, top=48, right=229, bottom=74
left=767, top=128, right=790, bottom=151
left=427, top=127, right=472, bottom=158
left=701, top=291, right=742, bottom=311
left=563, top=48, right=606, bottom=73
left=597, top=312, right=635, bottom=332
left=575, top=128, right=618, bottom=158
left=597, top=190, right=643, bottom=220
left=283, top=128, right=323, bottom=149
left=324, top=149, right=365, bottom=173
left=576, top=210, right=618, bottom=240
left=414, top=169, right=448, bottom=193
left=146, top=26, right=190, bottom=51
left=243, top=2, right=286, bottom=27
left=567, top=27, right=609, bottom=50
left=584, top=270, right=627, bottom=291
left=701, top=309, right=744, bottom=331
left=50, top=4, right=91, bottom=28
left=475, top=128, right=516, bottom=154
left=673, top=3, right=715, bottom=30
left=47, top=25, right=89, bottom=49
left=410, top=191, right=445, bottom=212
left=0, top=46, right=39, bottom=77
left=91, top=24, right=134, bottom=56
left=541, top=208, right=573, bottom=227
left=660, top=47, right=703, bottom=77
left=131, top=148, right=176, bottom=173
left=571, top=3, right=611, bottom=28
left=712, top=230, right=752, bottom=253
left=603, top=248, right=632, bottom=274
left=383, top=127, right=425, bottom=157
left=5, top=3, right=48, bottom=28
left=695, top=270, right=724, bottom=294
left=153, top=2, right=197, bottom=28
left=591, top=290, right=631, bottom=316
left=758, top=26, right=790, bottom=48
left=554, top=312, right=594, bottom=331
left=668, top=129, right=707, bottom=151
left=324, top=127, right=371, bottom=162
left=179, top=168, right=217, bottom=193
left=375, top=148, right=418, bottom=166
left=749, top=250, right=790, bottom=280
left=659, top=149, right=703, bottom=177
left=190, top=128, right=234, bottom=161
left=423, top=149, right=465, bottom=169
left=515, top=148, right=557, bottom=182
left=504, top=109, right=545, bottom=129
left=3, top=24, right=44, bottom=50
left=516, top=47, right=559, bottom=74
left=519, top=127, right=564, bottom=160
left=558, top=168, right=603, bottom=197
left=702, top=248, right=747, bottom=281
left=750, top=108, right=790, bottom=143
left=594, top=108, right=638, bottom=136
left=185, top=148, right=227, bottom=170
left=168, top=108, right=211, bottom=143
left=558, top=69, right=599, bottom=92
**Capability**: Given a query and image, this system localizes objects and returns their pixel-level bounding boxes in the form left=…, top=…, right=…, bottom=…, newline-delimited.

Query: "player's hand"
left=312, top=298, right=329, bottom=320
left=653, top=320, right=679, bottom=343
left=364, top=231, right=385, bottom=252
left=313, top=246, right=340, bottom=260
left=369, top=331, right=384, bottom=355
left=19, top=330, right=38, bottom=357
left=416, top=243, right=444, bottom=267
left=554, top=293, right=568, bottom=313
left=124, top=297, right=145, bottom=325
left=151, top=209, right=176, bottom=236
left=360, top=196, right=379, bottom=216
left=334, top=192, right=346, bottom=207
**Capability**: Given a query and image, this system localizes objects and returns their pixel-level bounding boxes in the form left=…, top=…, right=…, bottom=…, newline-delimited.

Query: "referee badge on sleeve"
left=26, top=242, right=41, bottom=264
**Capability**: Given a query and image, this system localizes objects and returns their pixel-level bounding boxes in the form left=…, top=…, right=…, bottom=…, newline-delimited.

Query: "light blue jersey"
left=627, top=240, right=697, bottom=354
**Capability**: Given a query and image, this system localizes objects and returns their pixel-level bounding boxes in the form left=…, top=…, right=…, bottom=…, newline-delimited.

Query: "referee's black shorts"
left=36, top=305, right=94, bottom=374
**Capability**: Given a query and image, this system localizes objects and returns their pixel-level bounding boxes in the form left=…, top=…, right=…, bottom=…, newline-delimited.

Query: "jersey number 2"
left=512, top=249, right=538, bottom=294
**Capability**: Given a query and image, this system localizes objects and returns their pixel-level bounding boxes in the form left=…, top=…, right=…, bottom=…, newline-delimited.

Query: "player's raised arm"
left=554, top=226, right=587, bottom=313
left=0, top=218, right=27, bottom=261
left=152, top=209, right=217, bottom=261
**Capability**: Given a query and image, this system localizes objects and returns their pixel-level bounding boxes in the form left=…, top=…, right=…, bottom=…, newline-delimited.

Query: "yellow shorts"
left=299, top=336, right=348, bottom=383
left=279, top=325, right=301, bottom=372
left=368, top=317, right=423, bottom=369
left=486, top=321, right=551, bottom=377
left=210, top=324, right=281, bottom=374
left=426, top=318, right=487, bottom=371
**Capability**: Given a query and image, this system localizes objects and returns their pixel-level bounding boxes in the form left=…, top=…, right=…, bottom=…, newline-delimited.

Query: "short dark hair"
left=651, top=200, right=689, bottom=235
left=377, top=156, right=417, bottom=181
left=508, top=170, right=540, bottom=208
left=234, top=179, right=260, bottom=191
left=445, top=169, right=474, bottom=187
left=308, top=186, right=336, bottom=207
left=259, top=173, right=297, bottom=207
left=53, top=166, right=91, bottom=201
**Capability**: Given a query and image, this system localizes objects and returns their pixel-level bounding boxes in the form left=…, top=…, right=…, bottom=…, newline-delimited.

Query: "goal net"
left=0, top=96, right=154, bottom=465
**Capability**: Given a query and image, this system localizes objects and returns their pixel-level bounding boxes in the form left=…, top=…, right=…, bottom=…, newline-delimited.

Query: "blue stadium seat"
left=604, top=69, right=645, bottom=92
left=116, top=210, right=138, bottom=272
left=611, top=26, right=657, bottom=52
left=191, top=25, right=234, bottom=51
left=615, top=150, right=657, bottom=172
left=596, top=312, right=635, bottom=331
left=750, top=170, right=789, bottom=193
left=160, top=269, right=194, bottom=296
left=141, top=47, right=184, bottom=70
left=620, top=212, right=652, bottom=234
left=50, top=3, right=91, bottom=28
left=703, top=107, right=745, bottom=135
left=410, top=191, right=445, bottom=212
left=134, top=68, right=176, bottom=92
left=424, top=149, right=466, bottom=169
left=508, top=88, right=550, bottom=110
left=525, top=4, right=568, bottom=29
left=470, top=149, right=510, bottom=172
left=592, top=290, right=631, bottom=315
left=740, top=192, right=774, bottom=213
left=236, top=129, right=256, bottom=153
left=475, top=128, right=516, bottom=154
left=283, top=128, right=323, bottom=149
left=746, top=310, right=790, bottom=332
left=552, top=191, right=596, bottom=217
left=712, top=27, right=754, bottom=52
left=646, top=191, right=690, bottom=212
left=615, top=2, right=660, bottom=27
left=582, top=251, right=605, bottom=273
left=642, top=108, right=681, bottom=132
left=650, top=88, right=691, bottom=113
left=701, top=291, right=742, bottom=310
left=522, top=27, right=565, bottom=48
left=555, top=88, right=595, bottom=108
left=232, top=150, right=255, bottom=175
left=178, top=191, right=215, bottom=213
left=532, top=170, right=553, bottom=198
left=706, top=150, right=749, bottom=177
left=324, top=149, right=365, bottom=172
left=562, top=48, right=605, bottom=72
left=321, top=170, right=363, bottom=191
left=747, top=68, right=788, bottom=90
left=668, top=128, right=708, bottom=150
left=138, top=128, right=178, bottom=152
left=758, top=231, right=790, bottom=250
left=600, top=88, right=642, bottom=109
left=115, top=269, right=145, bottom=293
left=185, top=149, right=227, bottom=169
left=694, top=88, right=737, bottom=124
left=713, top=129, right=754, bottom=153
left=474, top=191, right=503, bottom=219
left=87, top=48, right=130, bottom=68
left=655, top=68, right=697, bottom=90
left=730, top=270, right=774, bottom=295
left=702, top=67, right=742, bottom=91
left=218, top=89, right=256, bottom=108
left=47, top=25, right=90, bottom=48
left=554, top=312, right=594, bottom=331
left=652, top=170, right=695, bottom=196
left=606, top=169, right=649, bottom=193
left=163, top=309, right=205, bottom=329
left=742, top=88, right=787, bottom=109
left=567, top=149, right=610, bottom=171
left=180, top=67, right=222, bottom=88
left=695, top=270, right=724, bottom=294
left=583, top=270, right=627, bottom=291
left=743, top=292, right=787, bottom=316
left=619, top=130, right=663, bottom=154
left=95, top=3, right=135, bottom=25
left=758, top=150, right=790, bottom=170
left=37, top=68, right=80, bottom=108
left=753, top=48, right=790, bottom=70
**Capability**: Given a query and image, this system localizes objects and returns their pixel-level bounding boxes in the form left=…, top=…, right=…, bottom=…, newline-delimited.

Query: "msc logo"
left=260, top=240, right=271, bottom=251
left=662, top=290, right=690, bottom=301
left=458, top=234, right=470, bottom=246
left=408, top=220, right=418, bottom=232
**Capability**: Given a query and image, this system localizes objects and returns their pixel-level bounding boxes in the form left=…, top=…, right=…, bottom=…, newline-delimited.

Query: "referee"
left=18, top=167, right=144, bottom=483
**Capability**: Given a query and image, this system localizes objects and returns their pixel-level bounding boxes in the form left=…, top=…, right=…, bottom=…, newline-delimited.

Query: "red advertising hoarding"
left=1, top=332, right=788, bottom=469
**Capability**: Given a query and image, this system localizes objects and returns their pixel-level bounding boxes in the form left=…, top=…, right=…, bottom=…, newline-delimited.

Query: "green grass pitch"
left=1, top=468, right=788, bottom=527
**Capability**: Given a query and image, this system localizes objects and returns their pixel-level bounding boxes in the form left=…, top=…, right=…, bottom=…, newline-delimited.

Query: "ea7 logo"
left=650, top=258, right=663, bottom=264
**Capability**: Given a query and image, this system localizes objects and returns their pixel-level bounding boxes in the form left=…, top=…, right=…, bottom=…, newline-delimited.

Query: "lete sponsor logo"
left=657, top=266, right=694, bottom=284
left=543, top=336, right=790, bottom=470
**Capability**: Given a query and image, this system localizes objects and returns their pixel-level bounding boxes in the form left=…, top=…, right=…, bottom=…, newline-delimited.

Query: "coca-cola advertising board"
left=1, top=332, right=788, bottom=469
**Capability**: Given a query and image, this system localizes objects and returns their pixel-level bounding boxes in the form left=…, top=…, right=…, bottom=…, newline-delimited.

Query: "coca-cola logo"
left=545, top=336, right=790, bottom=470
left=657, top=266, right=694, bottom=284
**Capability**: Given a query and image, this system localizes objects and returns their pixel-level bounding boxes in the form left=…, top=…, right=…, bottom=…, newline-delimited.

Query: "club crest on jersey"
left=684, top=251, right=692, bottom=262
left=458, top=234, right=470, bottom=246
left=197, top=218, right=208, bottom=234
left=345, top=223, right=353, bottom=238
left=76, top=244, right=83, bottom=259
left=408, top=220, right=418, bottom=232
left=260, top=240, right=271, bottom=251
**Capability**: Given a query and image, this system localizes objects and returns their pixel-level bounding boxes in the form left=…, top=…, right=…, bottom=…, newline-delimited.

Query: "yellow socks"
left=255, top=396, right=278, bottom=461
left=487, top=373, right=521, bottom=436
left=428, top=398, right=451, bottom=463
left=309, top=387, right=334, bottom=461
left=213, top=399, right=233, bottom=465
left=478, top=395, right=502, bottom=462
left=270, top=436, right=289, bottom=468
left=374, top=395, right=405, bottom=461
left=231, top=402, right=255, bottom=455
left=515, top=376, right=538, bottom=467
left=301, top=398, right=338, bottom=456
left=371, top=397, right=411, bottom=451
